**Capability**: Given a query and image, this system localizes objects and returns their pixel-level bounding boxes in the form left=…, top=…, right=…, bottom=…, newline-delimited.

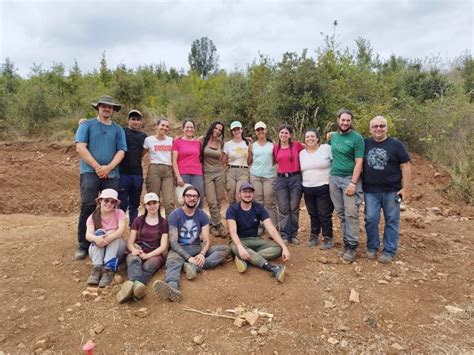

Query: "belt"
left=277, top=171, right=301, bottom=177
left=229, top=165, right=248, bottom=169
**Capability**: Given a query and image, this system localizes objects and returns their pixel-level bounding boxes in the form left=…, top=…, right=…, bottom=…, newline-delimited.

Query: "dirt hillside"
left=0, top=141, right=472, bottom=353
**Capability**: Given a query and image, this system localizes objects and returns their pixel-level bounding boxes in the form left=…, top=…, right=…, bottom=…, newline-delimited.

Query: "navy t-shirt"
left=119, top=128, right=146, bottom=176
left=225, top=202, right=270, bottom=239
left=168, top=208, right=209, bottom=246
left=362, top=137, right=410, bottom=193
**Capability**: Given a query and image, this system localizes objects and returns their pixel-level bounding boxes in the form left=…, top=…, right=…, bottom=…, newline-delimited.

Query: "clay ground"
left=0, top=141, right=472, bottom=354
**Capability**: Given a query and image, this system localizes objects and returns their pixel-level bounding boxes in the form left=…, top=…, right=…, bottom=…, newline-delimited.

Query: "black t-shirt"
left=225, top=202, right=270, bottom=239
left=362, top=137, right=410, bottom=193
left=119, top=128, right=147, bottom=175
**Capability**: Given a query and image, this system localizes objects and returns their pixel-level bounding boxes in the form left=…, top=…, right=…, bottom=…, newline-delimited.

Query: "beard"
left=338, top=124, right=352, bottom=133
left=184, top=200, right=198, bottom=209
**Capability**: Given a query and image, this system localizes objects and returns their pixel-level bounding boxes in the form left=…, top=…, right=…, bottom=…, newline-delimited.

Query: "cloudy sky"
left=0, top=0, right=472, bottom=77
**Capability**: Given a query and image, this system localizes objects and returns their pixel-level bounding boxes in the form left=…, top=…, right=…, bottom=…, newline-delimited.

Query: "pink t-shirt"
left=273, top=141, right=304, bottom=173
left=86, top=209, right=125, bottom=232
left=172, top=138, right=203, bottom=175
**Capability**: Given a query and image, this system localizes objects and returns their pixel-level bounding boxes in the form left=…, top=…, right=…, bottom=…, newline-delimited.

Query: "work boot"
left=133, top=281, right=146, bottom=300
left=289, top=238, right=301, bottom=245
left=183, top=262, right=198, bottom=280
left=320, top=238, right=335, bottom=250
left=234, top=256, right=248, bottom=273
left=116, top=280, right=134, bottom=303
left=153, top=280, right=182, bottom=302
left=210, top=225, right=220, bottom=238
left=271, top=265, right=286, bottom=283
left=342, top=247, right=357, bottom=262
left=98, top=267, right=114, bottom=288
left=218, top=223, right=229, bottom=238
left=308, top=234, right=318, bottom=247
left=75, top=247, right=88, bottom=260
left=87, top=266, right=102, bottom=285
left=366, top=249, right=377, bottom=260
left=378, top=253, right=394, bottom=264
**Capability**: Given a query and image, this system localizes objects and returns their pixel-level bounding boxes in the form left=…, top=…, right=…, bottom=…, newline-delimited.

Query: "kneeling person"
left=154, top=186, right=230, bottom=302
left=226, top=182, right=290, bottom=282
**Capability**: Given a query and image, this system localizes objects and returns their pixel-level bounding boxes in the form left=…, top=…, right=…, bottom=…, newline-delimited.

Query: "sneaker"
left=342, top=247, right=357, bottom=262
left=366, top=249, right=377, bottom=259
left=87, top=266, right=102, bottom=285
left=183, top=262, right=198, bottom=280
left=153, top=280, right=182, bottom=302
left=320, top=239, right=335, bottom=250
left=308, top=234, right=318, bottom=247
left=378, top=253, right=394, bottom=264
left=271, top=265, right=286, bottom=283
left=289, top=238, right=301, bottom=245
left=234, top=256, right=248, bottom=273
left=133, top=281, right=146, bottom=300
left=116, top=280, right=134, bottom=303
left=75, top=247, right=88, bottom=260
left=98, top=268, right=114, bottom=288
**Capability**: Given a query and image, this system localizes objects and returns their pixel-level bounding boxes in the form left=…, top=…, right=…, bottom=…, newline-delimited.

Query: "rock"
left=318, top=257, right=329, bottom=264
left=337, top=324, right=349, bottom=332
left=322, top=327, right=329, bottom=334
left=324, top=300, right=336, bottom=308
left=57, top=316, right=65, bottom=322
left=250, top=329, right=258, bottom=336
left=114, top=274, right=123, bottom=284
left=74, top=302, right=82, bottom=308
left=34, top=339, right=49, bottom=350
left=349, top=289, right=360, bottom=303
left=377, top=280, right=389, bottom=284
left=93, top=296, right=102, bottom=303
left=233, top=318, right=247, bottom=328
left=93, top=324, right=104, bottom=334
left=244, top=311, right=260, bottom=326
left=340, top=339, right=348, bottom=348
left=193, top=335, right=204, bottom=345
left=391, top=342, right=403, bottom=350
left=433, top=172, right=442, bottom=178
left=429, top=207, right=442, bottom=215
left=18, top=306, right=27, bottom=314
left=445, top=305, right=464, bottom=315
left=257, top=325, right=269, bottom=336
left=134, top=308, right=149, bottom=318
left=0, top=334, right=5, bottom=342
left=82, top=291, right=98, bottom=300
left=327, top=337, right=339, bottom=345
left=17, top=342, right=27, bottom=349
left=52, top=261, right=60, bottom=266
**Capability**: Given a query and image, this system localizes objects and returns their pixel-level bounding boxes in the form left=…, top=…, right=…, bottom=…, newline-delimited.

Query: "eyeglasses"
left=371, top=124, right=387, bottom=129
left=129, top=117, right=142, bottom=121
left=102, top=198, right=117, bottom=205
left=184, top=194, right=199, bottom=199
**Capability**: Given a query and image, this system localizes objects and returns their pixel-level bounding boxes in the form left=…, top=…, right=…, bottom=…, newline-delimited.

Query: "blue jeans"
left=118, top=174, right=143, bottom=226
left=78, top=173, right=119, bottom=250
left=303, top=184, right=334, bottom=239
left=364, top=192, right=401, bottom=256
left=182, top=174, right=205, bottom=209
left=126, top=253, right=164, bottom=284
left=164, top=244, right=230, bottom=289
left=274, top=173, right=302, bottom=240
left=329, top=176, right=363, bottom=248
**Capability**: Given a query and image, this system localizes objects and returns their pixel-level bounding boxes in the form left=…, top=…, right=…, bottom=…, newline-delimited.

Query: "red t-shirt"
left=273, top=141, right=304, bottom=173
left=131, top=215, right=169, bottom=253
left=172, top=138, right=203, bottom=175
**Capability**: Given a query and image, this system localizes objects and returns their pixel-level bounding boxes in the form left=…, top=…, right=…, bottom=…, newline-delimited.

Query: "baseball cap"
left=254, top=121, right=267, bottom=130
left=230, top=121, right=243, bottom=130
left=128, top=109, right=142, bottom=118
left=239, top=182, right=255, bottom=192
left=144, top=192, right=159, bottom=204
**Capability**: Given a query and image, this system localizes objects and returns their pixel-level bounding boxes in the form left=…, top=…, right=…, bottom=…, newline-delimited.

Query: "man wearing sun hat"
left=74, top=95, right=127, bottom=260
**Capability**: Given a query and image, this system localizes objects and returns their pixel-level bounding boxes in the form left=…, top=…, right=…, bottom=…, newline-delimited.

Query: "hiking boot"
left=75, top=247, right=88, bottom=260
left=366, top=249, right=377, bottom=260
left=98, top=267, right=114, bottom=288
left=183, top=262, right=198, bottom=280
left=338, top=246, right=348, bottom=257
left=342, top=247, right=357, bottom=262
left=378, top=253, right=394, bottom=264
left=289, top=238, right=301, bottom=246
left=133, top=281, right=146, bottom=300
left=320, top=239, right=335, bottom=250
left=218, top=223, right=229, bottom=238
left=234, top=256, right=248, bottom=273
left=308, top=234, right=318, bottom=247
left=271, top=265, right=286, bottom=283
left=87, top=266, right=102, bottom=285
left=210, top=225, right=220, bottom=238
left=153, top=280, right=182, bottom=302
left=116, top=280, right=134, bottom=303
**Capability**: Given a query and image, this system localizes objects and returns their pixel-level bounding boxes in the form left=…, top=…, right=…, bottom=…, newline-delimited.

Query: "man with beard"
left=153, top=186, right=230, bottom=302
left=226, top=182, right=290, bottom=282
left=329, top=109, right=365, bottom=262
left=363, top=116, right=411, bottom=263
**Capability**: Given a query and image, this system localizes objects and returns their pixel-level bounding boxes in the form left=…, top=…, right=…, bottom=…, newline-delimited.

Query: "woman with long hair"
left=143, top=117, right=174, bottom=216
left=273, top=124, right=304, bottom=245
left=85, top=189, right=126, bottom=288
left=172, top=119, right=204, bottom=208
left=299, top=129, right=334, bottom=249
left=116, top=192, right=169, bottom=303
left=200, top=121, right=228, bottom=237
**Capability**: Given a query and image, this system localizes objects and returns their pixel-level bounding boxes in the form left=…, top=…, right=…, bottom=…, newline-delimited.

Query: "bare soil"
left=0, top=141, right=472, bottom=354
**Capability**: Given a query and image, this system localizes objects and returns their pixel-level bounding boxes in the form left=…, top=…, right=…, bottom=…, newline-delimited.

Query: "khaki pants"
left=250, top=174, right=278, bottom=227
left=226, top=167, right=249, bottom=204
left=204, top=169, right=226, bottom=226
left=145, top=164, right=175, bottom=217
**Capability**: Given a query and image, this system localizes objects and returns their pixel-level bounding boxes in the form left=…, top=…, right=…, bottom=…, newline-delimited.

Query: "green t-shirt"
left=330, top=130, right=365, bottom=177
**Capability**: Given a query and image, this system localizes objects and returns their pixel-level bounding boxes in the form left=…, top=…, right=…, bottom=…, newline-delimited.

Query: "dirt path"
left=0, top=142, right=472, bottom=353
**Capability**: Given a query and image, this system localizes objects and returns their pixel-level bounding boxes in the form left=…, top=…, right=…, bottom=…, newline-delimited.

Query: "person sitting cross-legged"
left=226, top=182, right=290, bottom=282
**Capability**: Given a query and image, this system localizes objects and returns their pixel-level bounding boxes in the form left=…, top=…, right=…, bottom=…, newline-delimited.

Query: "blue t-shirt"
left=363, top=137, right=410, bottom=193
left=75, top=118, right=127, bottom=178
left=225, top=202, right=270, bottom=239
left=168, top=208, right=209, bottom=246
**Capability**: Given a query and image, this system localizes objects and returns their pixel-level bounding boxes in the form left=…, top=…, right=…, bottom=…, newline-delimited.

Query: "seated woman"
left=117, top=192, right=169, bottom=303
left=86, top=189, right=126, bottom=288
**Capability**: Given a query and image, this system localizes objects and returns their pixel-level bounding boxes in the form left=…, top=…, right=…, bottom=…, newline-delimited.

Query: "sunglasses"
left=102, top=198, right=117, bottom=205
left=371, top=124, right=387, bottom=129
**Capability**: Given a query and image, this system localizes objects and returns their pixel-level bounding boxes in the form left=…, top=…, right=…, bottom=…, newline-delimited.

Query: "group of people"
left=74, top=95, right=411, bottom=302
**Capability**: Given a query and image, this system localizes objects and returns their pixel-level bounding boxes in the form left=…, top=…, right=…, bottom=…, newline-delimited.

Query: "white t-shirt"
left=143, top=136, right=173, bottom=165
left=299, top=144, right=332, bottom=187
left=223, top=140, right=249, bottom=166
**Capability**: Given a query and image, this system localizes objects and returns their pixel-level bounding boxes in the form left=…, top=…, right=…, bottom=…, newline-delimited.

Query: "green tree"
left=188, top=37, right=219, bottom=79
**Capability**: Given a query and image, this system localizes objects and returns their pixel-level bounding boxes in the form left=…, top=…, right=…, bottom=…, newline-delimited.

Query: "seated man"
left=154, top=185, right=230, bottom=302
left=226, top=182, right=290, bottom=282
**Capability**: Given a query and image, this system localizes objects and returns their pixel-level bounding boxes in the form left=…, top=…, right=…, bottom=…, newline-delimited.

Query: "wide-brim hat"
left=91, top=95, right=122, bottom=112
left=95, top=188, right=121, bottom=205
left=175, top=183, right=193, bottom=207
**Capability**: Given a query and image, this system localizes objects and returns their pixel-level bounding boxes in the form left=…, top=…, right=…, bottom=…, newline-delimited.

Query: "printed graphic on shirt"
left=153, top=144, right=172, bottom=152
left=367, top=147, right=388, bottom=170
left=178, top=218, right=200, bottom=245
